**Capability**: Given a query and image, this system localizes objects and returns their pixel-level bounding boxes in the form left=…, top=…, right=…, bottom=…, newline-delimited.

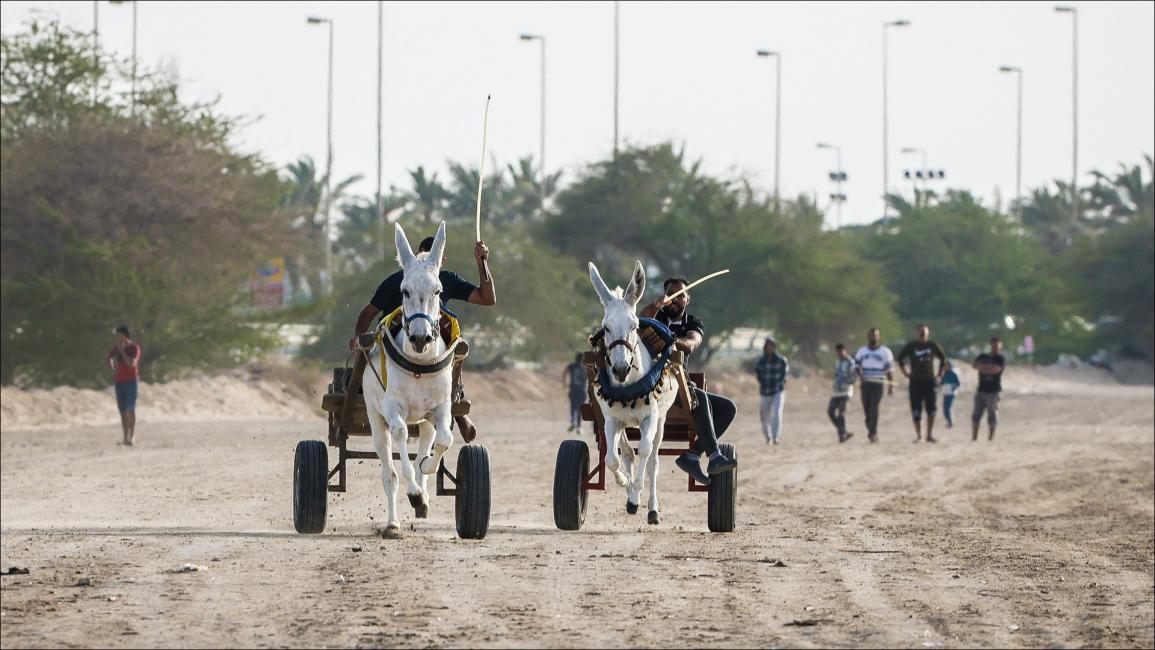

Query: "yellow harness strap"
left=375, top=307, right=462, bottom=391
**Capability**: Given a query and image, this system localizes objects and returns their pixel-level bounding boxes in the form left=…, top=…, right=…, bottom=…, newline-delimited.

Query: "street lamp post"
left=756, top=49, right=782, bottom=210
left=92, top=1, right=99, bottom=103
left=520, top=33, right=547, bottom=214
left=307, top=15, right=335, bottom=296
left=817, top=142, right=845, bottom=229
left=613, top=0, right=620, bottom=157
left=900, top=146, right=928, bottom=198
left=109, top=0, right=137, bottom=115
left=999, top=65, right=1023, bottom=219
left=1055, top=6, right=1078, bottom=226
left=882, top=19, right=910, bottom=223
left=377, top=2, right=384, bottom=261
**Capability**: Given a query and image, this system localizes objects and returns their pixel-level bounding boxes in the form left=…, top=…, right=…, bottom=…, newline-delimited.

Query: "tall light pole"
left=613, top=0, right=620, bottom=157
left=377, top=2, right=384, bottom=261
left=756, top=49, right=782, bottom=210
left=882, top=19, right=910, bottom=223
left=817, top=142, right=844, bottom=229
left=1055, top=6, right=1078, bottom=226
left=520, top=33, right=547, bottom=214
left=92, top=1, right=99, bottom=103
left=307, top=15, right=335, bottom=296
left=999, top=65, right=1023, bottom=219
left=109, top=0, right=137, bottom=115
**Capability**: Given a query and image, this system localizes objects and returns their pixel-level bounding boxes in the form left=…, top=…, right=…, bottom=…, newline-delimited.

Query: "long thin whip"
left=664, top=269, right=730, bottom=301
left=475, top=94, right=492, bottom=243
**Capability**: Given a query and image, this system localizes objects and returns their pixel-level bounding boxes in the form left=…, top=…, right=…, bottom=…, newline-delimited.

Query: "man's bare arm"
left=676, top=331, right=703, bottom=356
left=467, top=241, right=496, bottom=306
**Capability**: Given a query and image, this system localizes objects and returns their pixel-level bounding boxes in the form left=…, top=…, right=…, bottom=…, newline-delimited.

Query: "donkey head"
left=395, top=221, right=447, bottom=354
left=589, top=260, right=646, bottom=383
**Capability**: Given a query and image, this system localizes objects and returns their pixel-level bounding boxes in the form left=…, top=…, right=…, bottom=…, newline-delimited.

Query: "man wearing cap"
left=754, top=336, right=789, bottom=445
left=350, top=235, right=496, bottom=441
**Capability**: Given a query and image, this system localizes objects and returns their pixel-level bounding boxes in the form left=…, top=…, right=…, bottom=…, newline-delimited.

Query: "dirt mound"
left=0, top=363, right=319, bottom=431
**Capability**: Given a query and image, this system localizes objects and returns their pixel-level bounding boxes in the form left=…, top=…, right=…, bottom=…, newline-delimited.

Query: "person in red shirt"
left=108, top=325, right=141, bottom=446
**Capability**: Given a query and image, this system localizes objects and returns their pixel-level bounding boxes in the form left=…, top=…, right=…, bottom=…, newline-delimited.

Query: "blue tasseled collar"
left=592, top=318, right=676, bottom=408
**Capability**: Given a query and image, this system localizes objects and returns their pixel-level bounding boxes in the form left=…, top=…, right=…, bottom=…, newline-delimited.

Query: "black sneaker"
left=842, top=431, right=854, bottom=443
left=706, top=454, right=737, bottom=476
left=675, top=453, right=711, bottom=486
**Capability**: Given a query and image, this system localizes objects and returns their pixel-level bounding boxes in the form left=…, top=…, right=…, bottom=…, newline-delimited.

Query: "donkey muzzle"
left=612, top=363, right=632, bottom=383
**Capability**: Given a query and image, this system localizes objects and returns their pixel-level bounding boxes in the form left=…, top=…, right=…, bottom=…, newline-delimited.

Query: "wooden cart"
left=293, top=336, right=491, bottom=539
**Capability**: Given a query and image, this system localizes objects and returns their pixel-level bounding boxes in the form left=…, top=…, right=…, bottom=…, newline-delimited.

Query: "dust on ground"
left=2, top=363, right=1153, bottom=648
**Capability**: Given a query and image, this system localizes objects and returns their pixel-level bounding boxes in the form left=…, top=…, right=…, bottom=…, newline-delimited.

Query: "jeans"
left=760, top=392, right=785, bottom=442
left=860, top=381, right=885, bottom=438
left=827, top=395, right=849, bottom=439
left=680, top=387, right=736, bottom=456
left=942, top=394, right=955, bottom=426
left=569, top=390, right=586, bottom=428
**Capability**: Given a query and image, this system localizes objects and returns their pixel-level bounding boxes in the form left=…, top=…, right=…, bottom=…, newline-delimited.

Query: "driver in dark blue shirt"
left=640, top=278, right=737, bottom=485
left=351, top=235, right=496, bottom=440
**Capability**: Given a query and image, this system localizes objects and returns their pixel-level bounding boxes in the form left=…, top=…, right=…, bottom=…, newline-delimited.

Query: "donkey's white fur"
left=588, top=261, right=679, bottom=521
left=362, top=222, right=454, bottom=532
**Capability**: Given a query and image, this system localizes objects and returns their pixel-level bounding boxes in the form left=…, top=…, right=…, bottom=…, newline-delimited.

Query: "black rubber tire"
left=293, top=440, right=328, bottom=534
left=707, top=442, right=737, bottom=533
left=455, top=445, right=491, bottom=539
left=553, top=439, right=589, bottom=530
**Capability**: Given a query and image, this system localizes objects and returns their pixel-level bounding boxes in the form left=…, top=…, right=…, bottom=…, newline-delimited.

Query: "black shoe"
left=706, top=454, right=737, bottom=476
left=675, top=453, right=711, bottom=486
left=842, top=431, right=854, bottom=443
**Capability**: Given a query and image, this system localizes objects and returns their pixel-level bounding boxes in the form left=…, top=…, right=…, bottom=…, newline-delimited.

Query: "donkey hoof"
left=408, top=493, right=428, bottom=518
left=418, top=455, right=438, bottom=475
left=647, top=510, right=660, bottom=525
left=625, top=501, right=639, bottom=515
left=381, top=524, right=402, bottom=539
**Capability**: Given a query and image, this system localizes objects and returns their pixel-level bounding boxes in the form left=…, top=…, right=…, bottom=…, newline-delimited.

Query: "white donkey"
left=362, top=221, right=456, bottom=535
left=588, top=261, right=679, bottom=525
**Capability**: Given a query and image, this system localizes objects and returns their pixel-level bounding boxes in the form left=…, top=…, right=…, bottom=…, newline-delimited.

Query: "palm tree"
left=279, top=155, right=362, bottom=302
left=1086, top=154, right=1154, bottom=223
left=504, top=156, right=562, bottom=219
left=392, top=166, right=448, bottom=224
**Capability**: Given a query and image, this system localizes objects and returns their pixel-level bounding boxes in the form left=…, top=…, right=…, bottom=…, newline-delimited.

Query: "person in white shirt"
left=854, top=328, right=895, bottom=443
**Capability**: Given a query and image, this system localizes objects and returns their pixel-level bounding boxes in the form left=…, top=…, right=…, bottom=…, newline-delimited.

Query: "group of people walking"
left=751, top=325, right=1006, bottom=445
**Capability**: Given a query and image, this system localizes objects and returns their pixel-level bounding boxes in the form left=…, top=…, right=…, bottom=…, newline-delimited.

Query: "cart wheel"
left=553, top=439, right=589, bottom=530
left=294, top=440, right=328, bottom=534
left=455, top=445, right=491, bottom=539
left=707, top=443, right=737, bottom=533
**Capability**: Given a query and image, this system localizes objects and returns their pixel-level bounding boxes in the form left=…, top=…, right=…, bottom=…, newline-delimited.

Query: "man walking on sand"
left=897, top=324, right=947, bottom=443
left=563, top=352, right=588, bottom=433
left=754, top=337, right=789, bottom=445
left=107, top=325, right=141, bottom=446
left=972, top=337, right=1006, bottom=441
left=855, top=328, right=895, bottom=443
left=828, top=343, right=857, bottom=443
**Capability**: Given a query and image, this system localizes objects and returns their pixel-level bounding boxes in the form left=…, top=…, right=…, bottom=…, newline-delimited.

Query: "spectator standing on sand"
left=940, top=360, right=962, bottom=428
left=563, top=352, right=588, bottom=433
left=107, top=325, right=141, bottom=446
left=855, top=328, right=895, bottom=443
left=896, top=324, right=947, bottom=443
left=972, top=337, right=1006, bottom=441
left=754, top=337, right=789, bottom=445
left=828, top=343, right=857, bottom=443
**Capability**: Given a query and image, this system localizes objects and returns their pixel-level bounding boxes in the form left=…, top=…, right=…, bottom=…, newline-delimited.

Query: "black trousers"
left=678, top=387, right=736, bottom=456
left=827, top=395, right=849, bottom=438
left=860, top=382, right=885, bottom=436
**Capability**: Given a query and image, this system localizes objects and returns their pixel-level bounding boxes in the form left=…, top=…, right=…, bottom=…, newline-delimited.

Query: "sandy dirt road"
left=2, top=369, right=1153, bottom=648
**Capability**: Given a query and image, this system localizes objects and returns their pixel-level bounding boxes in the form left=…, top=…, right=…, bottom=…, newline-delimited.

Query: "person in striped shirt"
left=854, top=328, right=895, bottom=443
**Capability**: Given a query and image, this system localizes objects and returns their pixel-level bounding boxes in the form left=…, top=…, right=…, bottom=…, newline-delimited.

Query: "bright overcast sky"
left=3, top=1, right=1153, bottom=226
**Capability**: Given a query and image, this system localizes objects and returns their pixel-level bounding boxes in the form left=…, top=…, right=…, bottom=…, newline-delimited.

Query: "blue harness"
left=593, top=318, right=675, bottom=408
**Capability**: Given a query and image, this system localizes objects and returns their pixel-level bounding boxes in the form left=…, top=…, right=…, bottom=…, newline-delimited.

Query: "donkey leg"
left=629, top=419, right=656, bottom=517
left=411, top=420, right=434, bottom=516
left=419, top=404, right=453, bottom=476
left=647, top=417, right=666, bottom=524
left=603, top=420, right=629, bottom=487
left=387, top=412, right=423, bottom=504
left=369, top=407, right=400, bottom=531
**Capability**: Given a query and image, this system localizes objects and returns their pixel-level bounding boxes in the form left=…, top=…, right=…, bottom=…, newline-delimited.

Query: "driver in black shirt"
left=640, top=278, right=737, bottom=485
left=350, top=235, right=496, bottom=441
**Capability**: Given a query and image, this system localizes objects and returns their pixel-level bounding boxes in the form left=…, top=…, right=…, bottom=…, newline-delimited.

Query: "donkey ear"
left=394, top=223, right=417, bottom=269
left=426, top=221, right=447, bottom=268
left=588, top=262, right=614, bottom=306
left=623, top=260, right=646, bottom=306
